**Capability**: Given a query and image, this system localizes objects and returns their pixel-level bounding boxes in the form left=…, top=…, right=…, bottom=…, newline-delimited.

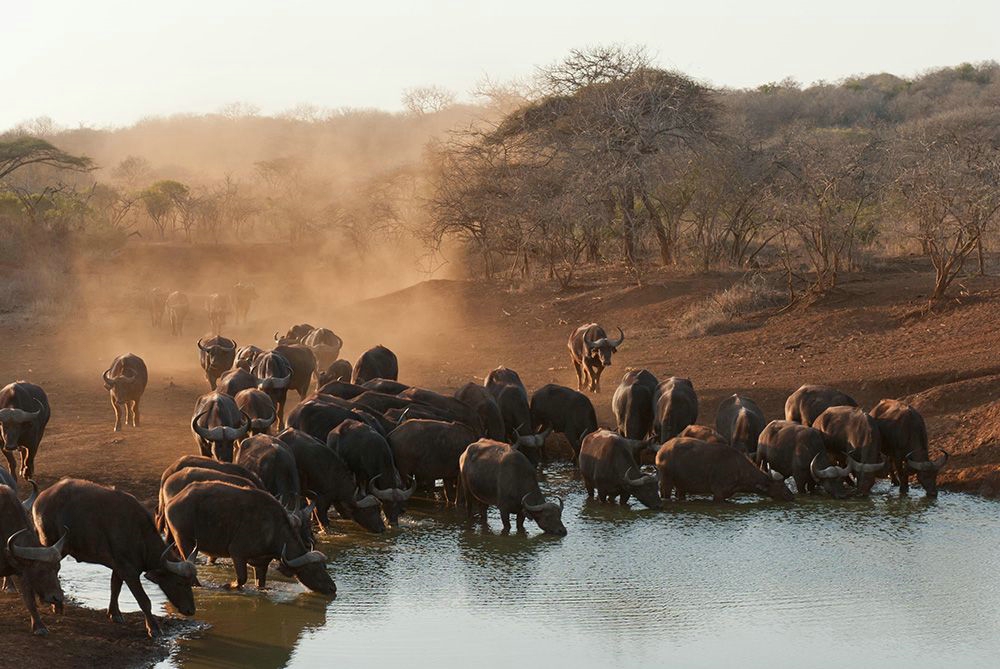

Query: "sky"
left=2, top=0, right=997, bottom=131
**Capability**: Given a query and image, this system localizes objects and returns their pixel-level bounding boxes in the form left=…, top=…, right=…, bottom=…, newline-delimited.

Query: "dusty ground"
left=1, top=253, right=999, bottom=666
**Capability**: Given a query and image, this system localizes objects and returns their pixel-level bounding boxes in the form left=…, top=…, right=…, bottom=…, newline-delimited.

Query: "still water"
left=60, top=465, right=1000, bottom=668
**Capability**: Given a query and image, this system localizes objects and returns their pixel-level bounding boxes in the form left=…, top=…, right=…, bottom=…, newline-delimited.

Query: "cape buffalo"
left=165, top=291, right=189, bottom=337
left=398, top=387, right=482, bottom=434
left=655, top=437, right=793, bottom=502
left=654, top=377, right=698, bottom=443
left=317, top=359, right=353, bottom=386
left=530, top=383, right=599, bottom=459
left=287, top=396, right=386, bottom=443
left=812, top=406, right=886, bottom=496
left=362, top=378, right=410, bottom=395
left=276, top=324, right=315, bottom=344
left=485, top=370, right=531, bottom=441
left=388, top=419, right=478, bottom=505
left=326, top=419, right=414, bottom=526
left=34, top=479, right=197, bottom=638
left=235, top=435, right=301, bottom=510
left=163, top=481, right=335, bottom=595
left=231, top=282, right=257, bottom=324
left=302, top=328, right=343, bottom=376
left=252, top=351, right=294, bottom=429
left=459, top=439, right=567, bottom=535
left=716, top=394, right=766, bottom=454
left=756, top=420, right=850, bottom=497
left=316, top=380, right=367, bottom=400
left=217, top=367, right=258, bottom=397
left=678, top=424, right=728, bottom=445
left=579, top=429, right=660, bottom=509
left=612, top=369, right=658, bottom=440
left=276, top=427, right=384, bottom=534
left=235, top=388, right=278, bottom=435
left=785, top=384, right=859, bottom=425
left=158, top=467, right=258, bottom=542
left=235, top=344, right=264, bottom=371
left=870, top=399, right=948, bottom=497
left=0, top=481, right=66, bottom=635
left=197, top=335, right=237, bottom=390
left=352, top=345, right=399, bottom=385
left=567, top=323, right=624, bottom=393
left=191, top=392, right=251, bottom=462
left=148, top=287, right=167, bottom=328
left=485, top=366, right=525, bottom=395
left=455, top=383, right=505, bottom=441
left=0, top=382, right=50, bottom=481
left=102, top=353, right=148, bottom=432
left=206, top=293, right=230, bottom=334
left=156, top=455, right=264, bottom=531
left=273, top=344, right=316, bottom=399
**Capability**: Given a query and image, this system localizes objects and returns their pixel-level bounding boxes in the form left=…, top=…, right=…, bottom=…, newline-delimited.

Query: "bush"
left=675, top=273, right=783, bottom=337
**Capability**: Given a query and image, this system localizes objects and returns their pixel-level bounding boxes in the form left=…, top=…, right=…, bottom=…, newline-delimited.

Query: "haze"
left=4, top=0, right=997, bottom=130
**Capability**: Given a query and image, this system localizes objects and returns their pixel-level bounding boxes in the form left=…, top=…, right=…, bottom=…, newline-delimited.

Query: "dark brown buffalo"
left=812, top=406, right=886, bottom=496
left=677, top=424, right=727, bottom=444
left=612, top=369, right=658, bottom=440
left=217, top=367, right=258, bottom=397
left=485, top=366, right=525, bottom=394
left=579, top=429, right=660, bottom=509
left=276, top=427, right=384, bottom=534
left=235, top=435, right=301, bottom=510
left=653, top=377, right=698, bottom=443
left=148, top=287, right=167, bottom=328
left=870, top=399, right=948, bottom=497
left=191, top=392, right=251, bottom=462
left=455, top=383, right=505, bottom=441
left=0, top=481, right=65, bottom=635
left=302, top=392, right=395, bottom=435
left=388, top=419, right=478, bottom=505
left=484, top=369, right=531, bottom=440
left=756, top=420, right=850, bottom=498
left=156, top=456, right=265, bottom=531
left=316, top=359, right=353, bottom=386
left=459, top=439, right=567, bottom=535
left=235, top=344, right=264, bottom=371
left=276, top=324, right=315, bottom=345
left=529, top=383, right=599, bottom=459
left=716, top=394, right=766, bottom=454
left=235, top=388, right=278, bottom=435
left=163, top=481, right=335, bottom=595
left=287, top=396, right=387, bottom=443
left=302, top=328, right=343, bottom=376
left=273, top=345, right=316, bottom=399
left=567, top=323, right=624, bottom=393
left=197, top=335, right=237, bottom=390
left=251, top=351, right=294, bottom=429
left=785, top=384, right=859, bottom=425
left=34, top=479, right=197, bottom=638
left=398, top=387, right=482, bottom=434
left=159, top=467, right=258, bottom=541
left=165, top=291, right=189, bottom=337
left=655, top=437, right=793, bottom=502
left=231, top=282, right=257, bottom=324
left=206, top=293, right=230, bottom=334
left=0, top=382, right=50, bottom=482
left=102, top=353, right=148, bottom=432
left=362, top=378, right=410, bottom=394
left=352, top=345, right=399, bottom=385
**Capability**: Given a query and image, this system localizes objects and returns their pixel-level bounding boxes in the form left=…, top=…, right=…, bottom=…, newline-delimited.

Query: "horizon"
left=4, top=0, right=998, bottom=132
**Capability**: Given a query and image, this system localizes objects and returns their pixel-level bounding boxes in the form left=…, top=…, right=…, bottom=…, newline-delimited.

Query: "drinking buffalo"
left=567, top=323, right=624, bottom=393
left=158, top=467, right=259, bottom=541
left=191, top=392, right=251, bottom=462
left=317, top=359, right=353, bottom=386
left=655, top=437, right=793, bottom=502
left=0, top=382, right=50, bottom=481
left=156, top=455, right=264, bottom=531
left=326, top=419, right=414, bottom=526
left=756, top=421, right=850, bottom=497
left=455, top=383, right=505, bottom=441
left=235, top=345, right=264, bottom=371
left=235, top=389, right=277, bottom=435
left=34, top=479, right=197, bottom=638
left=163, top=481, right=335, bottom=595
left=529, top=383, right=598, bottom=459
left=785, top=385, right=858, bottom=425
left=217, top=368, right=258, bottom=397
left=716, top=394, right=766, bottom=454
left=102, top=353, right=148, bottom=432
left=352, top=345, right=399, bottom=385
left=148, top=287, right=167, bottom=327
left=612, top=369, right=658, bottom=440
left=198, top=335, right=237, bottom=390
left=235, top=435, right=301, bottom=510
left=459, top=439, right=566, bottom=535
left=231, top=282, right=257, bottom=324
left=206, top=293, right=230, bottom=334
left=870, top=399, right=947, bottom=497
left=579, top=429, right=660, bottom=509
left=388, top=419, right=478, bottom=505
left=812, top=406, right=886, bottom=496
left=276, top=428, right=384, bottom=534
left=654, top=377, right=698, bottom=443
left=252, top=351, right=294, bottom=429
left=165, top=291, right=189, bottom=336
left=0, top=481, right=66, bottom=635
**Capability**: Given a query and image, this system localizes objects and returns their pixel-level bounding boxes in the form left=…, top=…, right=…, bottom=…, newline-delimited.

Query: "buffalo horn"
left=281, top=543, right=326, bottom=569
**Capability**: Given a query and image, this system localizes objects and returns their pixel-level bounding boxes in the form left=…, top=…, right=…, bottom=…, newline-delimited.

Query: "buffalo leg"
left=572, top=360, right=583, bottom=391
left=13, top=574, right=47, bottom=636
left=108, top=572, right=125, bottom=624
left=896, top=459, right=909, bottom=494
left=477, top=502, right=489, bottom=524
left=500, top=512, right=512, bottom=533
left=619, top=493, right=630, bottom=506
left=516, top=512, right=526, bottom=531
left=659, top=475, right=673, bottom=501
left=112, top=397, right=123, bottom=432
left=332, top=500, right=351, bottom=519
left=3, top=450, right=17, bottom=479
left=251, top=561, right=269, bottom=589
left=132, top=398, right=141, bottom=427
left=229, top=559, right=249, bottom=589
left=20, top=448, right=33, bottom=480
left=443, top=478, right=457, bottom=506
left=122, top=572, right=160, bottom=638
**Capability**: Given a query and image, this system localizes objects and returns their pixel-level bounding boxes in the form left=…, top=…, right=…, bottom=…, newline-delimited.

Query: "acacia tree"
left=894, top=108, right=1000, bottom=299
left=141, top=180, right=189, bottom=238
left=0, top=135, right=91, bottom=181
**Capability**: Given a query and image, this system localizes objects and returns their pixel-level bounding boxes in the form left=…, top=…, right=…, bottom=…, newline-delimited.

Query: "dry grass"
left=675, top=273, right=783, bottom=337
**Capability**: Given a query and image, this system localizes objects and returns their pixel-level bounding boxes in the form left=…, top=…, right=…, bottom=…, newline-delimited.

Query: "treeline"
left=2, top=47, right=999, bottom=301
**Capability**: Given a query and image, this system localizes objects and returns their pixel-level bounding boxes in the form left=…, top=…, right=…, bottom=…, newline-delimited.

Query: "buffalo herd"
left=0, top=313, right=951, bottom=640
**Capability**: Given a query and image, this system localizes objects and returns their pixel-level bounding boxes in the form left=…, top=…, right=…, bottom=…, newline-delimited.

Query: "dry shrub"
left=676, top=273, right=783, bottom=337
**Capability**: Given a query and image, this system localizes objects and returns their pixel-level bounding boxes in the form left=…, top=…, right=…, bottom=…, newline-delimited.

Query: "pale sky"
left=3, top=0, right=997, bottom=130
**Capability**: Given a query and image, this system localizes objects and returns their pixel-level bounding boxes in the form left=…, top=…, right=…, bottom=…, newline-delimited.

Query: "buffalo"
left=206, top=293, right=230, bottom=334
left=812, top=406, right=886, bottom=496
left=567, top=323, right=624, bottom=393
left=317, top=359, right=353, bottom=387
left=756, top=420, right=850, bottom=497
left=252, top=351, right=294, bottom=429
left=235, top=345, right=264, bottom=372
left=529, top=383, right=599, bottom=459
left=148, top=287, right=167, bottom=328
left=197, top=335, right=237, bottom=390
left=158, top=467, right=259, bottom=542
left=785, top=384, right=859, bottom=425
left=156, top=455, right=265, bottom=531
left=165, top=291, right=189, bottom=337
left=34, top=479, right=197, bottom=638
left=102, top=353, right=148, bottom=432
left=0, top=382, right=50, bottom=482
left=276, top=324, right=315, bottom=345
left=190, top=392, right=251, bottom=462
left=716, top=394, right=766, bottom=454
left=455, top=383, right=505, bottom=441
left=362, top=378, right=409, bottom=395
left=870, top=399, right=948, bottom=497
left=653, top=377, right=698, bottom=443
left=678, top=424, right=727, bottom=444
left=316, top=380, right=368, bottom=400
left=231, top=282, right=257, bottom=324
left=485, top=368, right=531, bottom=442
left=388, top=419, right=478, bottom=505
left=352, top=345, right=399, bottom=385
left=217, top=367, right=258, bottom=397
left=235, top=435, right=301, bottom=510
left=273, top=344, right=316, bottom=399
left=287, top=396, right=387, bottom=443
left=579, top=429, right=660, bottom=508
left=459, top=439, right=567, bottom=535
left=612, top=369, right=658, bottom=440
left=234, top=388, right=278, bottom=435
left=302, top=328, right=343, bottom=376
left=655, top=437, right=793, bottom=502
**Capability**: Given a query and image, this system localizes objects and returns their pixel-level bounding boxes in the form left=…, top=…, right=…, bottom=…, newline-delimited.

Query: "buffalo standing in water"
left=653, top=377, right=698, bottom=444
left=655, top=437, right=793, bottom=502
left=785, top=384, right=858, bottom=425
left=567, top=323, right=624, bottom=393
left=869, top=399, right=948, bottom=497
left=102, top=353, right=148, bottom=432
left=813, top=406, right=886, bottom=496
left=756, top=420, right=850, bottom=498
left=579, top=429, right=659, bottom=509
left=612, top=369, right=658, bottom=440
left=716, top=394, right=766, bottom=455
